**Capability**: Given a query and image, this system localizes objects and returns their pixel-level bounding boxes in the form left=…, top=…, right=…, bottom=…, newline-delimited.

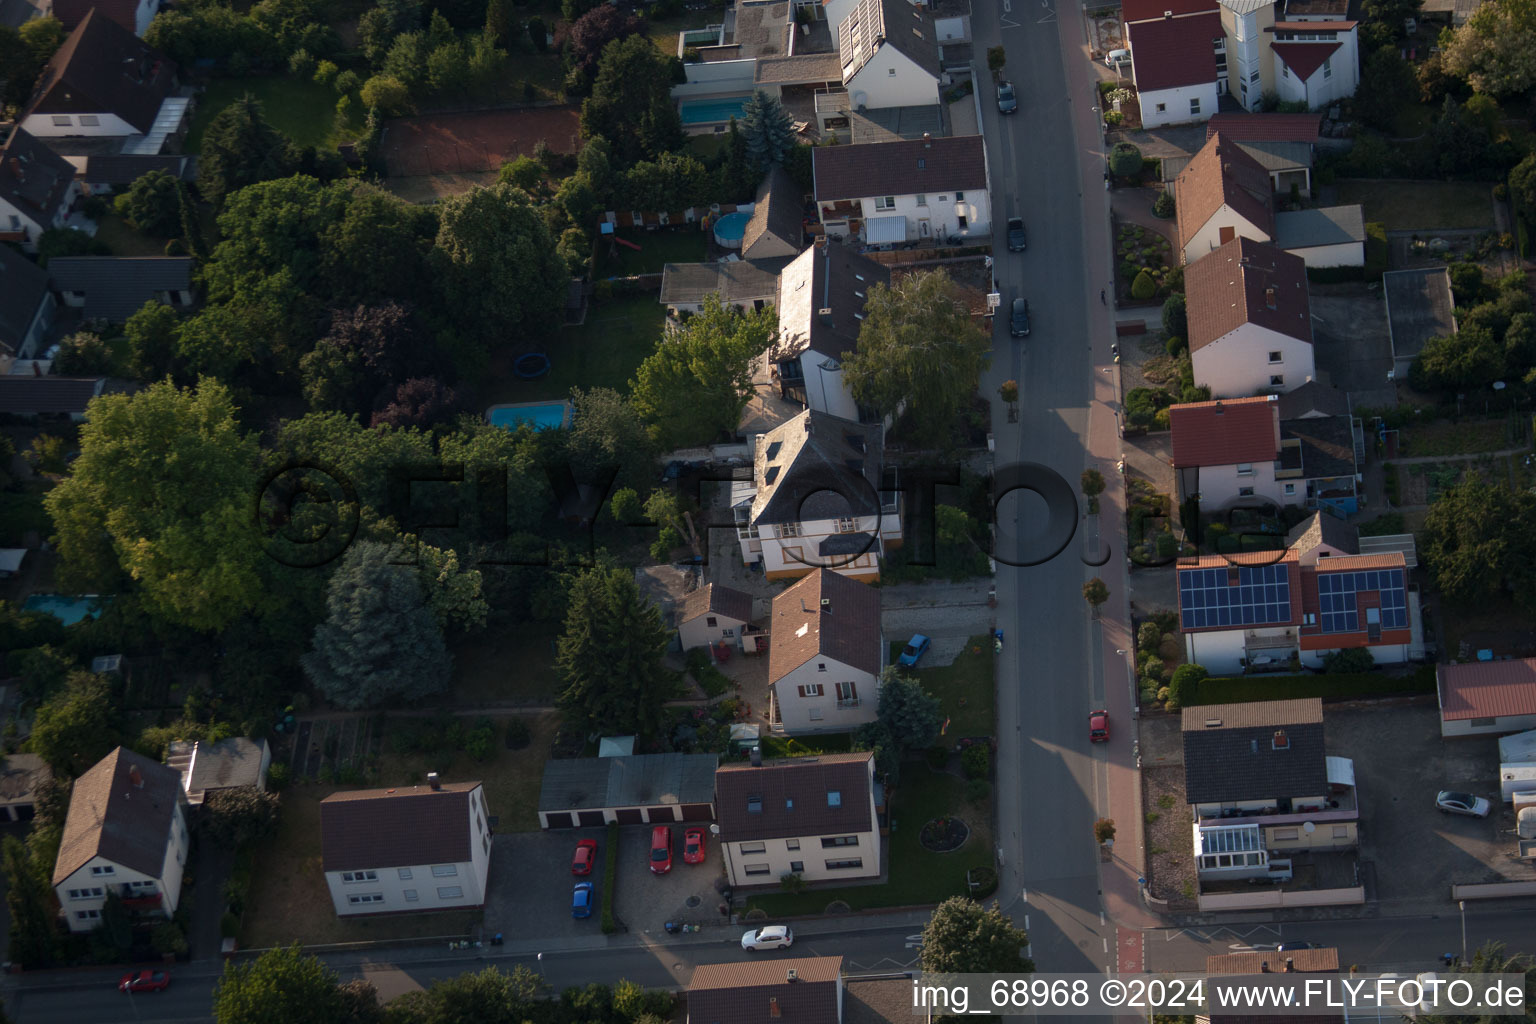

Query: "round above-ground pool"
left=486, top=401, right=571, bottom=431
left=713, top=211, right=751, bottom=249
left=514, top=352, right=550, bottom=380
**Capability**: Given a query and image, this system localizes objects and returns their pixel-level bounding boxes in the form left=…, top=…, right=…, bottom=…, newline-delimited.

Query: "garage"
left=0, top=755, right=49, bottom=824
left=537, top=752, right=719, bottom=829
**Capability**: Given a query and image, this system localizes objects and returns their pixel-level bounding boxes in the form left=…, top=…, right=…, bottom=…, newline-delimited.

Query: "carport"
left=537, top=753, right=718, bottom=829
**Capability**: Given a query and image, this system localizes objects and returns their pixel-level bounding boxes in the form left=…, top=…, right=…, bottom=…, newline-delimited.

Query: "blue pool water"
left=487, top=402, right=570, bottom=431
left=714, top=211, right=751, bottom=246
left=680, top=96, right=752, bottom=125
left=24, top=594, right=106, bottom=626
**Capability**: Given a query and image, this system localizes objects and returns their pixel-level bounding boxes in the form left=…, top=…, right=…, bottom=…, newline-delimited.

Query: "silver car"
left=997, top=81, right=1017, bottom=114
left=1435, top=791, right=1491, bottom=817
left=741, top=924, right=794, bottom=951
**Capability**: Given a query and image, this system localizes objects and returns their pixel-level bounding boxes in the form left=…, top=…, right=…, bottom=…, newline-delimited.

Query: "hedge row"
left=601, top=822, right=619, bottom=934
left=1186, top=663, right=1436, bottom=705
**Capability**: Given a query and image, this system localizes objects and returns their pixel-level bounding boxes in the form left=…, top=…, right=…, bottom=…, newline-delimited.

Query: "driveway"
left=882, top=580, right=994, bottom=668
left=612, top=824, right=729, bottom=936
left=482, top=829, right=613, bottom=942
left=1324, top=703, right=1535, bottom=910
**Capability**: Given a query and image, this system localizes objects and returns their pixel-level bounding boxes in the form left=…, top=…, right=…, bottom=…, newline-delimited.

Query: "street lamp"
left=1459, top=900, right=1467, bottom=964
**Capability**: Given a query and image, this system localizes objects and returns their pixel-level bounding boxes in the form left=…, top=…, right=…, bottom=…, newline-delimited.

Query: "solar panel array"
left=1179, top=563, right=1292, bottom=630
left=1317, top=567, right=1407, bottom=633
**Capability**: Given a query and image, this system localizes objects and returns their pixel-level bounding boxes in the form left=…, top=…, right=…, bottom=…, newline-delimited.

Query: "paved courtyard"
left=612, top=824, right=731, bottom=936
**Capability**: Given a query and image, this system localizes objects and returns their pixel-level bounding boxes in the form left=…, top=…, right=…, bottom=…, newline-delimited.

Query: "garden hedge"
left=1185, top=664, right=1435, bottom=705
left=601, top=822, right=619, bottom=933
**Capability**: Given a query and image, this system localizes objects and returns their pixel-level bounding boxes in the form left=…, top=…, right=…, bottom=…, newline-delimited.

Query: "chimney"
left=1273, top=729, right=1289, bottom=749
left=787, top=968, right=799, bottom=982
left=820, top=596, right=831, bottom=613
left=769, top=997, right=781, bottom=1018
left=129, top=765, right=143, bottom=788
left=1261, top=962, right=1271, bottom=973
left=1214, top=401, right=1224, bottom=415
left=922, top=132, right=932, bottom=147
left=1265, top=286, right=1278, bottom=310
left=817, top=307, right=834, bottom=327
left=427, top=772, right=440, bottom=790
left=750, top=746, right=762, bottom=767
left=1285, top=958, right=1295, bottom=973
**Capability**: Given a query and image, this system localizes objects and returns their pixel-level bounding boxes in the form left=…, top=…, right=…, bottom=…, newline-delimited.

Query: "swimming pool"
left=714, top=211, right=751, bottom=248
left=23, top=594, right=107, bottom=627
left=680, top=95, right=752, bottom=125
left=486, top=402, right=571, bottom=431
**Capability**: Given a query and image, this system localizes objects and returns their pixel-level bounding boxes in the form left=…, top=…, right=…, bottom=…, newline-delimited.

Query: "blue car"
left=897, top=634, right=931, bottom=667
left=572, top=882, right=594, bottom=918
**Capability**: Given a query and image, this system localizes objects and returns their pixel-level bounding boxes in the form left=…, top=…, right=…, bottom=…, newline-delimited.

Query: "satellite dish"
left=709, top=824, right=720, bottom=835
left=1303, top=821, right=1315, bottom=834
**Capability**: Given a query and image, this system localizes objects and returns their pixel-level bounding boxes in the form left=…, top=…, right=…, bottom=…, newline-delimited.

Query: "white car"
left=741, top=925, right=794, bottom=951
left=1435, top=791, right=1491, bottom=817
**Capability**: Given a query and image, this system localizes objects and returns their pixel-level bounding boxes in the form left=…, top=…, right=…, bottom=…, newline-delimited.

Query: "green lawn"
left=186, top=76, right=356, bottom=153
left=685, top=134, right=730, bottom=162
left=1400, top=415, right=1527, bottom=457
left=595, top=227, right=709, bottom=277
left=746, top=767, right=994, bottom=915
left=452, top=622, right=561, bottom=705
left=483, top=295, right=665, bottom=404
left=912, top=637, right=996, bottom=740
left=92, top=212, right=170, bottom=257
left=1332, top=180, right=1494, bottom=232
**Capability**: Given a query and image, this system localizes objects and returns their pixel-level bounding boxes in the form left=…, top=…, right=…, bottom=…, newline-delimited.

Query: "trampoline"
left=514, top=353, right=551, bottom=380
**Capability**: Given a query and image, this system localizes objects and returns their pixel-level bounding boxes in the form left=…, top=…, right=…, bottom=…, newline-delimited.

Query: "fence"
left=1451, top=880, right=1536, bottom=900
left=1197, top=886, right=1364, bottom=911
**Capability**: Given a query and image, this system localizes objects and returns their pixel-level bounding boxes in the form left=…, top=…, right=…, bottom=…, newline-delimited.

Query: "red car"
left=1089, top=710, right=1110, bottom=743
left=649, top=825, right=673, bottom=875
left=119, top=970, right=170, bottom=993
left=571, top=838, right=598, bottom=876
left=683, top=826, right=707, bottom=865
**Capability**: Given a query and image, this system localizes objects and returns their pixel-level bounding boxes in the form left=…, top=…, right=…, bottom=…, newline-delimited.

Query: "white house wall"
left=723, top=828, right=880, bottom=884
left=1183, top=205, right=1272, bottom=265
left=1184, top=630, right=1247, bottom=676
left=774, top=656, right=879, bottom=733
left=753, top=511, right=896, bottom=581
left=326, top=858, right=484, bottom=916
left=847, top=48, right=939, bottom=110
left=679, top=614, right=749, bottom=651
left=1137, top=82, right=1219, bottom=128
left=673, top=59, right=756, bottom=99
left=133, top=0, right=161, bottom=35
left=55, top=809, right=186, bottom=934
left=20, top=113, right=140, bottom=138
left=1192, top=324, right=1316, bottom=398
left=1188, top=460, right=1286, bottom=509
left=855, top=189, right=989, bottom=243
left=1442, top=712, right=1536, bottom=738
left=1287, top=241, right=1364, bottom=268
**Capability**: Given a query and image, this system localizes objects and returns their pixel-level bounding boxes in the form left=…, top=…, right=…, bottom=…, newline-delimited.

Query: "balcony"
left=1244, top=631, right=1297, bottom=651
left=836, top=698, right=861, bottom=710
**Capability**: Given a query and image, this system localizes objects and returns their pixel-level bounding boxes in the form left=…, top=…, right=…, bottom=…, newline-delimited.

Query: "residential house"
left=48, top=256, right=195, bottom=322
left=767, top=569, right=882, bottom=732
left=0, top=753, right=51, bottom=823
left=1207, top=946, right=1341, bottom=976
left=715, top=750, right=880, bottom=883
left=0, top=126, right=81, bottom=253
left=51, top=0, right=162, bottom=36
left=1217, top=0, right=1359, bottom=112
left=1383, top=267, right=1456, bottom=380
left=671, top=0, right=841, bottom=118
left=1419, top=0, right=1484, bottom=27
left=0, top=0, right=46, bottom=30
left=1194, top=112, right=1321, bottom=194
left=536, top=753, right=719, bottom=828
left=74, top=153, right=194, bottom=196
left=1173, top=133, right=1363, bottom=267
left=1122, top=0, right=1224, bottom=128
left=52, top=746, right=190, bottom=932
left=732, top=410, right=900, bottom=581
left=743, top=166, right=806, bottom=260
left=0, top=377, right=109, bottom=419
left=838, top=0, right=943, bottom=111
left=1284, top=509, right=1359, bottom=565
left=164, top=737, right=271, bottom=807
left=1183, top=699, right=1358, bottom=883
left=659, top=259, right=789, bottom=317
left=813, top=133, right=989, bottom=245
left=846, top=976, right=917, bottom=1023
left=320, top=775, right=492, bottom=915
left=1437, top=658, right=1536, bottom=738
left=765, top=239, right=889, bottom=421
left=1186, top=236, right=1316, bottom=396
left=1170, top=395, right=1287, bottom=509
left=688, top=956, right=844, bottom=1024
left=1179, top=541, right=1422, bottom=673
left=678, top=583, right=755, bottom=652
left=21, top=10, right=187, bottom=155
left=0, top=243, right=56, bottom=358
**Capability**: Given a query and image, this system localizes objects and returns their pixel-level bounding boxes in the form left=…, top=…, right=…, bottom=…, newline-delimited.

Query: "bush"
left=601, top=822, right=619, bottom=933
left=465, top=718, right=496, bottom=761
left=266, top=761, right=290, bottom=791
left=1322, top=647, right=1377, bottom=673
left=1109, top=141, right=1143, bottom=179
left=779, top=872, right=804, bottom=893
left=961, top=743, right=990, bottom=780
left=151, top=921, right=188, bottom=957
left=965, top=778, right=991, bottom=802
left=219, top=912, right=241, bottom=939
left=926, top=745, right=950, bottom=770
left=1142, top=655, right=1165, bottom=683
left=1153, top=190, right=1175, bottom=218
left=1161, top=293, right=1187, bottom=338
left=1184, top=664, right=1436, bottom=705
left=1168, top=663, right=1208, bottom=708
left=1131, top=268, right=1156, bottom=300
left=1165, top=335, right=1186, bottom=357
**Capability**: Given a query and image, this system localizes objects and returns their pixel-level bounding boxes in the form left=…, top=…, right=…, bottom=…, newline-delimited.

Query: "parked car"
left=1089, top=709, right=1109, bottom=743
left=649, top=825, right=673, bottom=874
left=741, top=925, right=795, bottom=951
left=1010, top=296, right=1031, bottom=338
left=997, top=81, right=1017, bottom=114
left=571, top=838, right=597, bottom=876
left=1436, top=791, right=1490, bottom=817
left=1104, top=48, right=1131, bottom=69
left=1006, top=217, right=1027, bottom=252
left=119, top=971, right=170, bottom=994
left=572, top=881, right=594, bottom=918
left=897, top=634, right=931, bottom=667
left=683, top=827, right=707, bottom=865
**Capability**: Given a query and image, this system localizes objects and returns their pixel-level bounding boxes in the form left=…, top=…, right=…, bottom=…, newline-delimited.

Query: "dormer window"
left=747, top=796, right=762, bottom=813
left=827, top=790, right=841, bottom=806
left=1272, top=730, right=1289, bottom=750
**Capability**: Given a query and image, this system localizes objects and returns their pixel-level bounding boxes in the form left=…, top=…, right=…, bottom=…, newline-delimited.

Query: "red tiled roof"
left=1439, top=658, right=1536, bottom=721
left=769, top=569, right=882, bottom=682
left=1311, top=553, right=1405, bottom=572
left=1128, top=12, right=1222, bottom=93
left=1205, top=113, right=1323, bottom=143
left=1185, top=236, right=1312, bottom=351
left=1168, top=396, right=1280, bottom=467
left=1175, top=133, right=1276, bottom=254
left=1273, top=42, right=1343, bottom=80
left=690, top=957, right=843, bottom=1024
left=1123, top=0, right=1219, bottom=23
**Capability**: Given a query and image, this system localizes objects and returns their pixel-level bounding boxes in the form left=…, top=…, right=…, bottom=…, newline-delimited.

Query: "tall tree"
left=383, top=965, right=546, bottom=1024
left=429, top=182, right=567, bottom=351
left=876, top=668, right=943, bottom=752
left=1422, top=479, right=1536, bottom=611
left=484, top=0, right=511, bottom=45
left=178, top=182, right=207, bottom=262
left=566, top=5, right=645, bottom=85
left=1444, top=0, right=1536, bottom=96
left=42, top=378, right=272, bottom=630
left=300, top=302, right=431, bottom=415
left=301, top=541, right=452, bottom=709
left=580, top=35, right=683, bottom=165
left=319, top=184, right=435, bottom=306
left=842, top=270, right=992, bottom=450
left=3, top=835, right=58, bottom=969
left=115, top=170, right=183, bottom=237
left=630, top=296, right=773, bottom=449
left=124, top=301, right=181, bottom=382
left=197, top=95, right=298, bottom=208
left=370, top=377, right=461, bottom=429
left=213, top=944, right=373, bottom=1024
left=1419, top=943, right=1536, bottom=1024
left=556, top=565, right=677, bottom=740
left=566, top=387, right=658, bottom=492
left=740, top=90, right=796, bottom=171
left=920, top=897, right=1034, bottom=974
left=28, top=672, right=124, bottom=778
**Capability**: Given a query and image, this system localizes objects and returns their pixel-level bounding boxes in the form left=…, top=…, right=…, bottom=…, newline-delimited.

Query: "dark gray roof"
left=742, top=166, right=804, bottom=259
left=772, top=242, right=890, bottom=360
left=1277, top=379, right=1349, bottom=419
left=1181, top=699, right=1328, bottom=804
left=0, top=126, right=77, bottom=232
left=54, top=747, right=182, bottom=884
left=715, top=752, right=874, bottom=841
left=537, top=753, right=719, bottom=813
left=839, top=0, right=942, bottom=84
left=0, top=376, right=106, bottom=415
left=680, top=583, right=754, bottom=625
left=81, top=154, right=193, bottom=186
left=659, top=258, right=788, bottom=306
left=0, top=0, right=42, bottom=30
left=1236, top=139, right=1315, bottom=172
left=1285, top=510, right=1359, bottom=556
left=26, top=9, right=178, bottom=134
left=1274, top=205, right=1366, bottom=250
left=1283, top=415, right=1356, bottom=481
left=849, top=104, right=945, bottom=144
left=750, top=410, right=884, bottom=526
left=813, top=135, right=987, bottom=203
left=0, top=244, right=51, bottom=354
left=1383, top=267, right=1456, bottom=363
left=47, top=257, right=193, bottom=322
left=754, top=52, right=844, bottom=85
left=321, top=782, right=484, bottom=872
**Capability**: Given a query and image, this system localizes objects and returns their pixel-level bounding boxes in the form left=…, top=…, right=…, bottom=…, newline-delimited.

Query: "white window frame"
left=1268, top=351, right=1282, bottom=363
left=398, top=868, right=412, bottom=880
left=341, top=870, right=379, bottom=883
left=78, top=115, right=99, bottom=126
left=777, top=522, right=801, bottom=539
left=1238, top=486, right=1256, bottom=497
left=437, top=886, right=464, bottom=899
left=76, top=909, right=101, bottom=921
left=347, top=893, right=385, bottom=905
left=744, top=863, right=772, bottom=875
left=431, top=865, right=457, bottom=877
left=1189, top=98, right=1201, bottom=115
left=739, top=842, right=767, bottom=854
left=1270, top=375, right=1284, bottom=387
left=1236, top=463, right=1254, bottom=476
left=915, top=194, right=927, bottom=207
left=51, top=115, right=71, bottom=126
left=404, top=889, right=419, bottom=901
left=874, top=196, right=896, bottom=211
